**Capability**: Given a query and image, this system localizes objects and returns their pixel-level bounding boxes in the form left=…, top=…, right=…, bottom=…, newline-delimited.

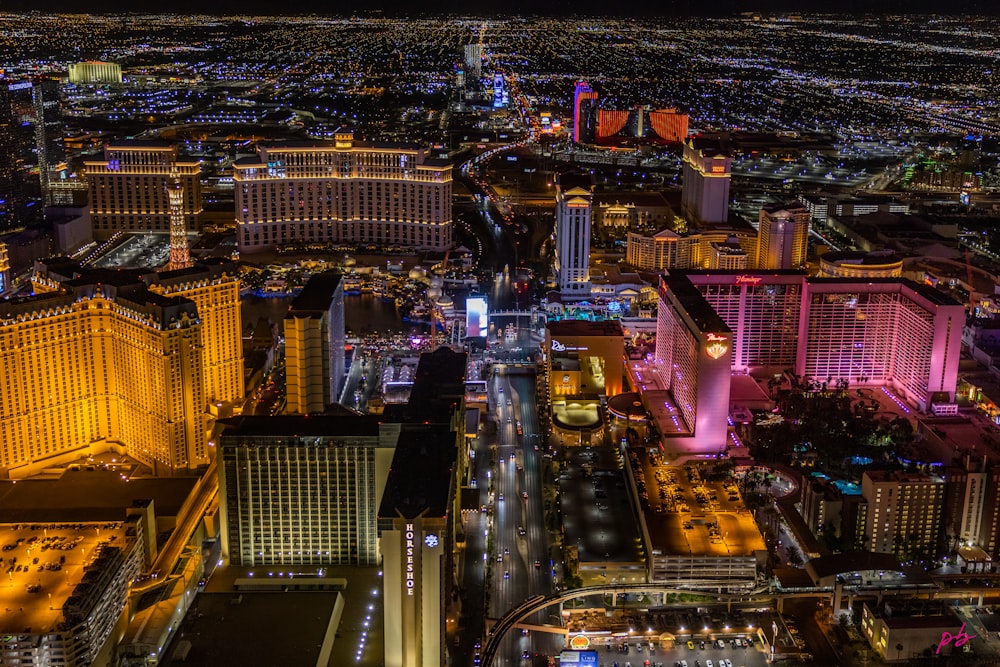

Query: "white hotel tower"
left=233, top=132, right=452, bottom=252
left=555, top=172, right=594, bottom=300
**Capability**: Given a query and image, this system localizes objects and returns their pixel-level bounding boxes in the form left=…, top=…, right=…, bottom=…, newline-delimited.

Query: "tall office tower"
left=284, top=271, right=345, bottom=414
left=233, top=133, right=452, bottom=253
left=85, top=141, right=201, bottom=240
left=0, top=79, right=25, bottom=230
left=757, top=202, right=810, bottom=269
left=463, top=42, right=482, bottom=80
left=681, top=135, right=733, bottom=225
left=0, top=258, right=241, bottom=477
left=572, top=81, right=599, bottom=144
left=32, top=77, right=63, bottom=205
left=218, top=415, right=397, bottom=567
left=654, top=274, right=733, bottom=450
left=861, top=470, right=944, bottom=557
left=166, top=170, right=190, bottom=271
left=68, top=61, right=122, bottom=84
left=555, top=172, right=594, bottom=300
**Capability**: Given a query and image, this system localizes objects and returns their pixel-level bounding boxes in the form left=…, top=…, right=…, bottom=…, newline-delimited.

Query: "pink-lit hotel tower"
left=654, top=270, right=964, bottom=451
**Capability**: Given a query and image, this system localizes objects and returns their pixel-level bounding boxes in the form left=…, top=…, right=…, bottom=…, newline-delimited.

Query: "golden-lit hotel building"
left=85, top=141, right=201, bottom=241
left=0, top=258, right=242, bottom=477
left=233, top=132, right=452, bottom=252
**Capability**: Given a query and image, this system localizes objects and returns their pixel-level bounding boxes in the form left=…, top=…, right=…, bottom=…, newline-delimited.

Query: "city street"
left=487, top=368, right=564, bottom=666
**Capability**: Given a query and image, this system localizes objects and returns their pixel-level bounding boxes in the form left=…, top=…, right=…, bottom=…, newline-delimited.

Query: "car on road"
left=518, top=526, right=526, bottom=536
left=503, top=570, right=510, bottom=579
left=687, top=642, right=695, bottom=650
left=534, top=560, right=541, bottom=568
left=521, top=491, right=528, bottom=499
left=498, top=493, right=504, bottom=501
left=705, top=661, right=713, bottom=667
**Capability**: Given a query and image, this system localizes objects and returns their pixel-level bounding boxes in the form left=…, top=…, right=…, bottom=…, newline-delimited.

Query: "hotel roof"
left=659, top=273, right=731, bottom=335
left=218, top=414, right=382, bottom=440
left=287, top=271, right=342, bottom=315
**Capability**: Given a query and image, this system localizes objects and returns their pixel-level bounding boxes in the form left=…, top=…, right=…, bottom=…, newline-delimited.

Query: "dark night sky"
left=7, top=0, right=999, bottom=15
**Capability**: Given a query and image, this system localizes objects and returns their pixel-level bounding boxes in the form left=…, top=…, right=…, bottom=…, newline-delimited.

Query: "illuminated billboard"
left=559, top=650, right=599, bottom=665
left=466, top=297, right=488, bottom=338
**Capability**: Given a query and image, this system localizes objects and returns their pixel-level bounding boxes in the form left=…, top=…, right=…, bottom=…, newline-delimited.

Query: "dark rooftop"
left=377, top=425, right=455, bottom=521
left=384, top=347, right=467, bottom=425
left=218, top=414, right=381, bottom=440
left=547, top=319, right=624, bottom=338
left=287, top=271, right=342, bottom=315
left=159, top=591, right=341, bottom=667
left=659, top=273, right=731, bottom=335
left=0, top=470, right=198, bottom=523
left=556, top=171, right=593, bottom=191
left=687, top=133, right=733, bottom=157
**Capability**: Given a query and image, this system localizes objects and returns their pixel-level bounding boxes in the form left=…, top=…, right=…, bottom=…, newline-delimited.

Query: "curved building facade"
left=234, top=133, right=452, bottom=252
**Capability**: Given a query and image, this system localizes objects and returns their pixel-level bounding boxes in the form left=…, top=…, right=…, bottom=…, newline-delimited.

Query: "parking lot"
left=589, top=637, right=771, bottom=667
left=0, top=522, right=128, bottom=634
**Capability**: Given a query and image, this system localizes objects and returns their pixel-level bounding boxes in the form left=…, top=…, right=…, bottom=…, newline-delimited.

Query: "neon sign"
left=707, top=333, right=727, bottom=341
left=735, top=275, right=762, bottom=286
left=706, top=342, right=728, bottom=359
left=937, top=623, right=975, bottom=654
left=711, top=165, right=726, bottom=173
left=405, top=523, right=416, bottom=596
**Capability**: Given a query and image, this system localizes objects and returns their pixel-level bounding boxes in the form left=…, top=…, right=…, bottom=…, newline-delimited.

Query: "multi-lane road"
left=484, top=367, right=563, bottom=666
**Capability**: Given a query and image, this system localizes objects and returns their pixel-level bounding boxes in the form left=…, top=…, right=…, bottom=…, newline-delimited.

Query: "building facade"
left=85, top=141, right=201, bottom=241
left=682, top=271, right=964, bottom=409
left=555, top=173, right=594, bottom=299
left=573, top=81, right=598, bottom=144
left=0, top=79, right=25, bottom=230
left=681, top=135, right=732, bottom=225
left=818, top=250, right=903, bottom=279
left=654, top=275, right=733, bottom=450
left=219, top=416, right=396, bottom=567
left=284, top=272, right=345, bottom=414
left=69, top=61, right=122, bottom=84
left=233, top=134, right=452, bottom=252
left=861, top=470, right=945, bottom=558
left=0, top=259, right=241, bottom=476
left=756, top=202, right=810, bottom=270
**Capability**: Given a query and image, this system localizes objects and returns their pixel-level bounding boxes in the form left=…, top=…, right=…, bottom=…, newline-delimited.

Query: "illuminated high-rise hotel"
left=233, top=133, right=452, bottom=253
left=68, top=61, right=122, bottom=84
left=284, top=272, right=346, bottom=414
left=757, top=202, right=810, bottom=269
left=573, top=81, right=598, bottom=144
left=0, top=258, right=242, bottom=476
left=219, top=415, right=396, bottom=567
left=554, top=172, right=594, bottom=299
left=653, top=270, right=964, bottom=451
left=85, top=141, right=201, bottom=240
left=681, top=135, right=733, bottom=225
left=463, top=43, right=482, bottom=80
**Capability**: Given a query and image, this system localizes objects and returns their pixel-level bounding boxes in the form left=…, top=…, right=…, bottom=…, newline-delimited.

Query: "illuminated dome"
left=409, top=266, right=427, bottom=280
